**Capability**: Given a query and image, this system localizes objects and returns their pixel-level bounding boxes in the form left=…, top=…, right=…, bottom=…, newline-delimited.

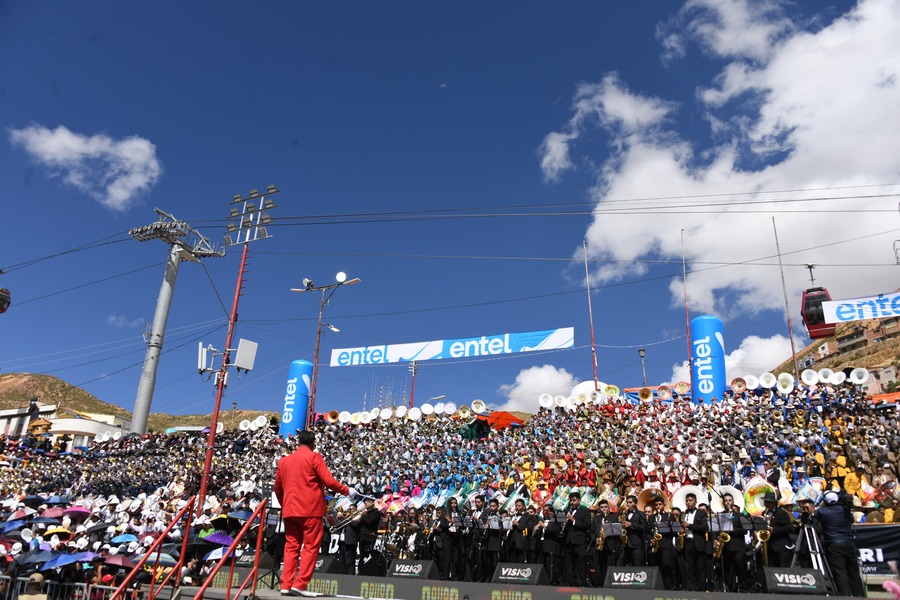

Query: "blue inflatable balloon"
left=690, top=315, right=726, bottom=403
left=278, top=359, right=313, bottom=437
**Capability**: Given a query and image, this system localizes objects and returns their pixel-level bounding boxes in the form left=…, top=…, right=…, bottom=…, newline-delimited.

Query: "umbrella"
left=15, top=549, right=57, bottom=566
left=40, top=552, right=83, bottom=570
left=85, top=521, right=115, bottom=535
left=45, top=527, right=72, bottom=540
left=104, top=554, right=136, bottom=568
left=111, top=534, right=138, bottom=544
left=29, top=517, right=61, bottom=525
left=142, top=551, right=178, bottom=566
left=62, top=506, right=91, bottom=520
left=209, top=514, right=239, bottom=531
left=20, top=496, right=45, bottom=509
left=160, top=543, right=181, bottom=557
left=1, top=520, right=26, bottom=534
left=203, top=547, right=236, bottom=561
left=202, top=533, right=234, bottom=546
left=40, top=507, right=66, bottom=519
left=477, top=411, right=524, bottom=430
left=7, top=508, right=37, bottom=521
left=46, top=495, right=70, bottom=506
left=228, top=510, right=253, bottom=521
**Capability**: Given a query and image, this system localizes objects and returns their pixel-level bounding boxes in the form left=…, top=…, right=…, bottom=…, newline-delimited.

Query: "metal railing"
left=192, top=498, right=268, bottom=600
left=110, top=496, right=197, bottom=600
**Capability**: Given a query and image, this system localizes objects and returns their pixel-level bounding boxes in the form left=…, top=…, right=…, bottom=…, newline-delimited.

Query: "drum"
left=357, top=549, right=385, bottom=576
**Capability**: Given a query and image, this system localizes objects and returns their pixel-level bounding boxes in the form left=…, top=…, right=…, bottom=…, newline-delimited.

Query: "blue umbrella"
left=203, top=547, right=236, bottom=561
left=40, top=552, right=83, bottom=570
left=203, top=533, right=234, bottom=546
left=46, top=495, right=70, bottom=506
left=111, top=533, right=138, bottom=544
left=1, top=520, right=26, bottom=534
left=143, top=551, right=178, bottom=566
left=29, top=517, right=61, bottom=525
left=228, top=510, right=253, bottom=521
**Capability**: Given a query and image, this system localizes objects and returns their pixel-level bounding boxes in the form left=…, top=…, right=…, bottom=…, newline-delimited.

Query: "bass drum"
left=357, top=548, right=386, bottom=576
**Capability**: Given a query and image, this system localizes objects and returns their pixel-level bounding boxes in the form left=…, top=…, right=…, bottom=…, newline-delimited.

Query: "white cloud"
left=668, top=333, right=792, bottom=384
left=659, top=0, right=794, bottom=63
left=106, top=314, right=145, bottom=328
left=544, top=0, right=900, bottom=320
left=497, top=365, right=578, bottom=412
left=9, top=124, right=162, bottom=211
left=538, top=74, right=673, bottom=181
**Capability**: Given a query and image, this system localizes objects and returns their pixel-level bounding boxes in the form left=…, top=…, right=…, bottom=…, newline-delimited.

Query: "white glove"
left=348, top=487, right=358, bottom=498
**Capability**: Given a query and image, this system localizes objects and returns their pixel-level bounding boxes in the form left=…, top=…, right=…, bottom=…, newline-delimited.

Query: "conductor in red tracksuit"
left=274, top=430, right=355, bottom=596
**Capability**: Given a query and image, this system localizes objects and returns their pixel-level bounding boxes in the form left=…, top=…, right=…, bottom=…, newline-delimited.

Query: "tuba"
left=657, top=385, right=672, bottom=401
left=325, top=410, right=340, bottom=424
left=731, top=377, right=747, bottom=393
left=639, top=387, right=653, bottom=402
left=472, top=399, right=487, bottom=414
left=849, top=367, right=869, bottom=385
left=674, top=381, right=690, bottom=396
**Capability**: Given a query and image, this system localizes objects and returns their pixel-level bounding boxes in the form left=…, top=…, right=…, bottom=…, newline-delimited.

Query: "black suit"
left=682, top=508, right=708, bottom=591
left=653, top=511, right=680, bottom=589
left=563, top=505, right=592, bottom=586
left=622, top=509, right=647, bottom=567
left=712, top=509, right=751, bottom=592
left=508, top=510, right=539, bottom=563
left=766, top=506, right=794, bottom=568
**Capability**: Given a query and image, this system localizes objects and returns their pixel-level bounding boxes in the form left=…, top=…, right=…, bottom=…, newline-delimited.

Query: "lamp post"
left=408, top=360, right=419, bottom=408
left=291, top=272, right=360, bottom=428
left=638, top=347, right=647, bottom=387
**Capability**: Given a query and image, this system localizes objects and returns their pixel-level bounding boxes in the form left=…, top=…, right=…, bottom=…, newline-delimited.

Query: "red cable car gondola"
left=800, top=265, right=835, bottom=339
left=0, top=288, right=9, bottom=314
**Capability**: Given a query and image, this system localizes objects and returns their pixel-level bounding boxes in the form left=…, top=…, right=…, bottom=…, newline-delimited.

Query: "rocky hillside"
left=0, top=373, right=275, bottom=433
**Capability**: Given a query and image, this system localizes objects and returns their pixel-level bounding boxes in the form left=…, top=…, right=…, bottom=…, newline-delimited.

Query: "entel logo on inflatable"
left=500, top=567, right=532, bottom=578
left=393, top=563, right=423, bottom=574
left=775, top=573, right=816, bottom=586
left=612, top=571, right=647, bottom=583
left=693, top=334, right=722, bottom=395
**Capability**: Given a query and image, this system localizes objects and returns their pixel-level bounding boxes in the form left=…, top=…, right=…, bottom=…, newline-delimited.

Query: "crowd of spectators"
left=0, top=379, right=895, bottom=587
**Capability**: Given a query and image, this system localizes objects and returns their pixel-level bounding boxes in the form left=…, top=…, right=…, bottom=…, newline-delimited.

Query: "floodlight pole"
left=409, top=360, right=419, bottom=408
left=291, top=274, right=360, bottom=429
left=130, top=209, right=224, bottom=434
left=196, top=186, right=277, bottom=517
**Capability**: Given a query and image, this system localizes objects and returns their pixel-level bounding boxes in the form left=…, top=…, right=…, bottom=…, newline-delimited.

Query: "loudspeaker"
left=491, top=564, right=549, bottom=586
left=386, top=559, right=440, bottom=580
left=763, top=568, right=827, bottom=594
left=604, top=566, right=663, bottom=589
left=313, top=555, right=345, bottom=574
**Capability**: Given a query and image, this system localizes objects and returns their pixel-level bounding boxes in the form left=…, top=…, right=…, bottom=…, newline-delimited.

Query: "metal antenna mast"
left=129, top=209, right=224, bottom=434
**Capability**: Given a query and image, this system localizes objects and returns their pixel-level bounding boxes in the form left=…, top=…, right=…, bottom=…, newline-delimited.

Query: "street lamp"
left=291, top=272, right=360, bottom=428
left=638, top=347, right=647, bottom=387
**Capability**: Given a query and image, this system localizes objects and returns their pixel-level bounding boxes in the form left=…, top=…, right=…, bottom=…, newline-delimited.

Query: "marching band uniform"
left=563, top=493, right=592, bottom=587
left=622, top=497, right=647, bottom=567
left=682, top=497, right=708, bottom=591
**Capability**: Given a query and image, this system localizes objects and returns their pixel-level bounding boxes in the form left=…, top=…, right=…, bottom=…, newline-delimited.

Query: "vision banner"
left=329, top=327, right=574, bottom=367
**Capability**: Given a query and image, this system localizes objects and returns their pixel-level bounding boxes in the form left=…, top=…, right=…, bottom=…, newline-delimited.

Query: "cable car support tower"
left=129, top=209, right=225, bottom=434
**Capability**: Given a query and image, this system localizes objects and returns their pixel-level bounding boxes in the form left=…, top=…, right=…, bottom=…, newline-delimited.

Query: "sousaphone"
left=744, top=374, right=760, bottom=391
left=338, top=411, right=352, bottom=424
left=395, top=405, right=408, bottom=419
left=776, top=373, right=795, bottom=396
left=239, top=419, right=252, bottom=432
left=605, top=385, right=620, bottom=398
left=554, top=395, right=568, bottom=407
left=324, top=410, right=340, bottom=424
left=472, top=399, right=487, bottom=414
left=538, top=393, right=554, bottom=409
left=817, top=368, right=834, bottom=384
left=670, top=485, right=710, bottom=511
left=637, top=488, right=669, bottom=512
left=657, top=385, right=672, bottom=401
left=421, top=403, right=434, bottom=416
left=639, top=387, right=653, bottom=402
left=709, top=485, right=745, bottom=513
left=849, top=367, right=869, bottom=385
left=800, top=369, right=819, bottom=387
left=407, top=407, right=422, bottom=421
left=730, top=378, right=747, bottom=393
left=674, top=381, right=690, bottom=396
left=759, top=372, right=777, bottom=389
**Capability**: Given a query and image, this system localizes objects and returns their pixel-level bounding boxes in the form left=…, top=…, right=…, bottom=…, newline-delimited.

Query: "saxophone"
left=620, top=512, right=629, bottom=547
left=677, top=515, right=685, bottom=550
left=650, top=518, right=662, bottom=554
left=596, top=516, right=606, bottom=551
left=712, top=532, right=730, bottom=559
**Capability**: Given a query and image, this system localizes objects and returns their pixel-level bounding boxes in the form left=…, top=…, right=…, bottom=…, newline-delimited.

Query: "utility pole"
left=196, top=185, right=277, bottom=516
left=408, top=360, right=419, bottom=408
left=129, top=209, right=224, bottom=434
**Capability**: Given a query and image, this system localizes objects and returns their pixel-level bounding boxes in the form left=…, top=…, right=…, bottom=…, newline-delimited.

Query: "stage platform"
left=239, top=573, right=857, bottom=600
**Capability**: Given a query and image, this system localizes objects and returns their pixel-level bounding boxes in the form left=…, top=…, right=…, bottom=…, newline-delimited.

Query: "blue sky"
left=2, top=0, right=899, bottom=421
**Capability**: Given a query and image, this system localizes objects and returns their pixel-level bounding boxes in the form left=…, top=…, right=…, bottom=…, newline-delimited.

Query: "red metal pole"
left=197, top=243, right=249, bottom=517
left=307, top=291, right=326, bottom=430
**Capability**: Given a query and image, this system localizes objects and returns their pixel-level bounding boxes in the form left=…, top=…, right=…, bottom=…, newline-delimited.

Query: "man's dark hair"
left=297, top=430, right=316, bottom=448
